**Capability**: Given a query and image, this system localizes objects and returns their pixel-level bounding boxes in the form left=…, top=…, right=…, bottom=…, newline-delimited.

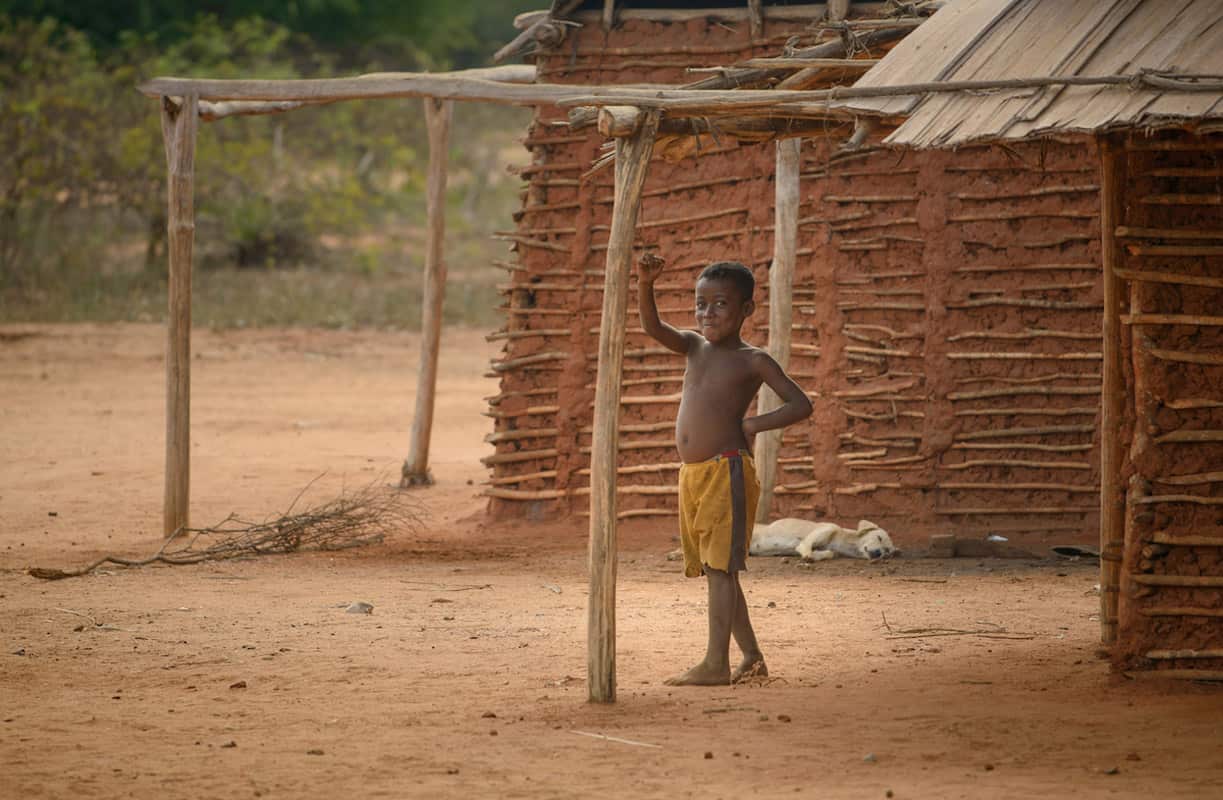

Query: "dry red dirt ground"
left=2, top=323, right=1221, bottom=799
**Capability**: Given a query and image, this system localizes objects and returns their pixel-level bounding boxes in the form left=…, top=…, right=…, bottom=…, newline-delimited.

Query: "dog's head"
left=855, top=520, right=897, bottom=560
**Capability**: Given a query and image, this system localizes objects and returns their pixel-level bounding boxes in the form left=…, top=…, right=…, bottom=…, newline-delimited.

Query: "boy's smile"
left=694, top=277, right=753, bottom=345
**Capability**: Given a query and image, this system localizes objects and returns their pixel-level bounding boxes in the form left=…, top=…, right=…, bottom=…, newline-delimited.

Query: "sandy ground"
left=2, top=323, right=1221, bottom=800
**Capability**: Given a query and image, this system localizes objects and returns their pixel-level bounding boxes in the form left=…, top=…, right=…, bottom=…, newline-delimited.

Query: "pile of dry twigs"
left=29, top=478, right=421, bottom=580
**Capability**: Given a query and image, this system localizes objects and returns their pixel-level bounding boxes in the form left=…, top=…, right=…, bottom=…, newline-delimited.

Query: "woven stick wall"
left=485, top=14, right=1104, bottom=552
left=1111, top=128, right=1223, bottom=675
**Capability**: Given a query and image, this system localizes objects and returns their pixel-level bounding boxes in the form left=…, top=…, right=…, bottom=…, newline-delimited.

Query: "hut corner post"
left=1098, top=133, right=1127, bottom=645
left=402, top=98, right=453, bottom=487
left=161, top=94, right=199, bottom=539
left=588, top=109, right=659, bottom=703
left=754, top=137, right=801, bottom=522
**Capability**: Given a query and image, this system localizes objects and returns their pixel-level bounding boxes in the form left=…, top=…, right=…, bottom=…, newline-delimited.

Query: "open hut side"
left=485, top=11, right=1104, bottom=553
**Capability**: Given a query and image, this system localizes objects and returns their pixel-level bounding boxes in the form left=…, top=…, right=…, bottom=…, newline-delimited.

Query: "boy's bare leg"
left=664, top=568, right=734, bottom=686
left=730, top=573, right=767, bottom=682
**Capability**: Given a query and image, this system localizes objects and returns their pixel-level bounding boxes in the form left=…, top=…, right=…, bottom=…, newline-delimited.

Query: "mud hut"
left=486, top=1, right=1106, bottom=557
left=826, top=0, right=1223, bottom=676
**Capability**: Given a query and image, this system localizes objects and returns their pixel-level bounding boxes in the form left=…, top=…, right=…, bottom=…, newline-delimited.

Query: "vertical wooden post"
left=160, top=94, right=198, bottom=539
left=602, top=0, right=615, bottom=31
left=1098, top=135, right=1126, bottom=645
left=755, top=137, right=801, bottom=522
left=402, top=97, right=453, bottom=487
left=588, top=109, right=659, bottom=704
left=748, top=0, right=763, bottom=39
left=829, top=0, right=851, bottom=22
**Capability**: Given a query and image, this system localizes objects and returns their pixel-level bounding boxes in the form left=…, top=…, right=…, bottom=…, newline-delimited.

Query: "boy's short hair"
left=697, top=261, right=754, bottom=302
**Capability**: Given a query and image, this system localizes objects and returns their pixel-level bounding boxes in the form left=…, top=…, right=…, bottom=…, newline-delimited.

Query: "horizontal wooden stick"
left=494, top=234, right=569, bottom=253
left=956, top=424, right=1094, bottom=441
left=1138, top=607, right=1223, bottom=618
left=829, top=217, right=919, bottom=233
left=735, top=57, right=880, bottom=70
left=949, top=386, right=1101, bottom=402
left=946, top=351, right=1102, bottom=361
left=1132, top=575, right=1223, bottom=587
left=486, top=469, right=558, bottom=486
left=1150, top=531, right=1223, bottom=547
left=943, top=459, right=1090, bottom=471
left=953, top=185, right=1099, bottom=201
left=951, top=442, right=1093, bottom=453
left=579, top=439, right=674, bottom=453
left=1141, top=193, right=1221, bottom=205
left=938, top=482, right=1096, bottom=493
left=954, top=407, right=1096, bottom=418
left=1123, top=669, right=1223, bottom=681
left=840, top=270, right=926, bottom=281
left=948, top=329, right=1098, bottom=343
left=838, top=448, right=888, bottom=460
left=833, top=482, right=901, bottom=495
left=483, top=405, right=559, bottom=420
left=1124, top=313, right=1223, bottom=327
left=841, top=408, right=925, bottom=420
left=838, top=302, right=925, bottom=312
left=555, top=71, right=1223, bottom=113
left=844, top=455, right=928, bottom=467
left=953, top=372, right=1101, bottom=387
left=1116, top=268, right=1223, bottom=290
left=832, top=379, right=919, bottom=398
left=1155, top=429, right=1223, bottom=444
left=485, top=387, right=555, bottom=404
left=486, top=328, right=571, bottom=341
left=1128, top=245, right=1223, bottom=256
left=949, top=211, right=1097, bottom=223
left=481, top=448, right=559, bottom=466
left=1145, top=649, right=1223, bottom=659
left=936, top=506, right=1096, bottom=515
left=579, top=421, right=673, bottom=434
left=825, top=194, right=915, bottom=204
left=947, top=298, right=1102, bottom=311
left=1166, top=398, right=1223, bottom=410
left=1137, top=495, right=1223, bottom=506
left=485, top=487, right=567, bottom=500
left=485, top=427, right=559, bottom=444
left=845, top=345, right=919, bottom=358
left=1018, top=235, right=1096, bottom=248
left=1147, top=347, right=1223, bottom=366
left=491, top=351, right=568, bottom=371
left=1115, top=226, right=1223, bottom=240
left=954, top=263, right=1096, bottom=274
left=576, top=462, right=680, bottom=476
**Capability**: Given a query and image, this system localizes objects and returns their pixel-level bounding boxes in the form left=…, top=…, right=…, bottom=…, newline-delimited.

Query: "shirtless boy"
left=637, top=254, right=813, bottom=686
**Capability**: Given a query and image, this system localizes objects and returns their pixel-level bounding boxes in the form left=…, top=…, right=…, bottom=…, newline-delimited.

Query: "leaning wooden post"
left=160, top=94, right=198, bottom=539
left=588, top=108, right=659, bottom=703
left=1098, top=134, right=1126, bottom=645
left=754, top=137, right=801, bottom=522
left=401, top=97, right=453, bottom=487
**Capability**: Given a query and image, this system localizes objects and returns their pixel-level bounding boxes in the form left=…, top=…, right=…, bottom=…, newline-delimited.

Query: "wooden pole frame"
left=1098, top=134, right=1127, bottom=644
left=160, top=94, right=198, bottom=539
left=402, top=97, right=454, bottom=487
left=755, top=137, right=801, bottom=522
left=588, top=109, right=660, bottom=703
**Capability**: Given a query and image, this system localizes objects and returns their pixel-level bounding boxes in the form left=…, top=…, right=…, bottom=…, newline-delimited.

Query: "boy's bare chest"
left=683, top=348, right=757, bottom=394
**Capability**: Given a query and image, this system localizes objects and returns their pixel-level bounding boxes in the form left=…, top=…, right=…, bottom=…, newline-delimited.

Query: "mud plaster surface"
left=3, top=323, right=1222, bottom=799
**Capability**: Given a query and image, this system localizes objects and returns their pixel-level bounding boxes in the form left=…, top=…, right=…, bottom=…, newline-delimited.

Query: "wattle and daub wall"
left=485, top=15, right=1104, bottom=553
left=1112, top=130, right=1223, bottom=670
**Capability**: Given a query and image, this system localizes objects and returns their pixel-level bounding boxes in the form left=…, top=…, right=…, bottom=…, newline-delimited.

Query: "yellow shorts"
left=678, top=450, right=760, bottom=578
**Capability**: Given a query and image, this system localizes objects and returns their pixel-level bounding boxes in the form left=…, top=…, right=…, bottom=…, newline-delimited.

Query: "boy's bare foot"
left=663, top=661, right=731, bottom=686
left=731, top=656, right=768, bottom=683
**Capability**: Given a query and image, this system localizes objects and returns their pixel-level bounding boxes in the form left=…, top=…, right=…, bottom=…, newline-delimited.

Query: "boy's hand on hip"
left=638, top=252, right=666, bottom=283
left=742, top=417, right=758, bottom=441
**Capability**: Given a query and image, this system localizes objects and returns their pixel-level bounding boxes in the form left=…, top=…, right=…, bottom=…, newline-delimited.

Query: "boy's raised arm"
left=637, top=253, right=694, bottom=355
left=742, top=351, right=814, bottom=438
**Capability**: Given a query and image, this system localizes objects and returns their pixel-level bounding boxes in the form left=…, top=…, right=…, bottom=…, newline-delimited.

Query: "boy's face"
left=694, top=277, right=753, bottom=344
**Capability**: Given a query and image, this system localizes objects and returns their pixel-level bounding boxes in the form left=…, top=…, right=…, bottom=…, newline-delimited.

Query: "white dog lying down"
left=750, top=518, right=897, bottom=561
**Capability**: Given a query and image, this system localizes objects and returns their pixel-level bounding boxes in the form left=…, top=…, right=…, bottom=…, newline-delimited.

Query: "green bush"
left=0, top=12, right=532, bottom=327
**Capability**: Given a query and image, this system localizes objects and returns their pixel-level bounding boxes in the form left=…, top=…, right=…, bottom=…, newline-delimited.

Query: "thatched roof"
left=836, top=0, right=1223, bottom=147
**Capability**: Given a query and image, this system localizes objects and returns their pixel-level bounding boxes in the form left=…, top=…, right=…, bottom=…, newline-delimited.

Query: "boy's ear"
left=743, top=298, right=756, bottom=316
